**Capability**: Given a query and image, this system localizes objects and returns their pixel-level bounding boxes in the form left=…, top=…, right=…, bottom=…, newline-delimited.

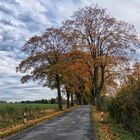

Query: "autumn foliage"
left=17, top=4, right=140, bottom=114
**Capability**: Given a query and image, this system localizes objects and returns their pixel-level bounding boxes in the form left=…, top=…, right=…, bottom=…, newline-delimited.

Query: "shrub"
left=100, top=79, right=140, bottom=139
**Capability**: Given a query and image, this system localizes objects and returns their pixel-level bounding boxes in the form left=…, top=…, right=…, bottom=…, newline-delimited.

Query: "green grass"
left=0, top=103, right=58, bottom=129
left=0, top=103, right=58, bottom=110
left=109, top=123, right=135, bottom=140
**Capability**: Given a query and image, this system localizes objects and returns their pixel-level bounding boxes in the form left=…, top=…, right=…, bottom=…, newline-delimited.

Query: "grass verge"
left=91, top=106, right=100, bottom=140
left=91, top=107, right=135, bottom=140
left=0, top=103, right=58, bottom=129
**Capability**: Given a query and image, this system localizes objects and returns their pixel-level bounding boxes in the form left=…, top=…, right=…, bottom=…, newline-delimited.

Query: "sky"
left=0, top=0, right=140, bottom=102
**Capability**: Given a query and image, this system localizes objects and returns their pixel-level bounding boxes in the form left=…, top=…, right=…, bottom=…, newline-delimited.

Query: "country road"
left=5, top=105, right=96, bottom=140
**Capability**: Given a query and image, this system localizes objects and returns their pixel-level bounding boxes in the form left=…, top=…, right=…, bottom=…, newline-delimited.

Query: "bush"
left=100, top=79, right=140, bottom=139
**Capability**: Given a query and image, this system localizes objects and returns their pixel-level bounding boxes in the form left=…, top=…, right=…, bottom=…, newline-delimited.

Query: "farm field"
left=0, top=103, right=58, bottom=130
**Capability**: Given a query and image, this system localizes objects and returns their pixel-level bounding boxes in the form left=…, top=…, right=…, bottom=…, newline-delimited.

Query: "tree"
left=16, top=27, right=69, bottom=110
left=50, top=98, right=56, bottom=104
left=61, top=50, right=93, bottom=106
left=63, top=4, right=140, bottom=109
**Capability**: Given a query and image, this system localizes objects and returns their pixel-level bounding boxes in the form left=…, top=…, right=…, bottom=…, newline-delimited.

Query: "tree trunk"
left=66, top=88, right=70, bottom=108
left=81, top=92, right=84, bottom=105
left=93, top=66, right=99, bottom=107
left=71, top=93, right=74, bottom=106
left=75, top=92, right=81, bottom=105
left=90, top=88, right=95, bottom=105
left=56, top=74, right=63, bottom=110
left=95, top=89, right=101, bottom=110
left=95, top=65, right=105, bottom=110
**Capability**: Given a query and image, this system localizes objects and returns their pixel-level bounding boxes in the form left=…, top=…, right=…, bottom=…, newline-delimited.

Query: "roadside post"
left=101, top=111, right=104, bottom=122
left=23, top=112, right=27, bottom=123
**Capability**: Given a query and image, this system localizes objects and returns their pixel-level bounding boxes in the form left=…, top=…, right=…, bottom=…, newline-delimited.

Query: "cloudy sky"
left=0, top=0, right=140, bottom=102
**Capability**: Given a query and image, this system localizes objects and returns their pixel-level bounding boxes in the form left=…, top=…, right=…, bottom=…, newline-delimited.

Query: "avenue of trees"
left=17, top=4, right=140, bottom=112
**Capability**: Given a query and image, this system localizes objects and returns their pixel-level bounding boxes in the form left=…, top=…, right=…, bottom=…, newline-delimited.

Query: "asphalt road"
left=4, top=105, right=96, bottom=140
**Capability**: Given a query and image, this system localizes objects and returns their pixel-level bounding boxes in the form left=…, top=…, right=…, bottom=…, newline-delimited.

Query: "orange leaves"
left=132, top=62, right=140, bottom=79
left=29, top=36, right=42, bottom=43
left=17, top=28, right=70, bottom=88
left=61, top=50, right=94, bottom=95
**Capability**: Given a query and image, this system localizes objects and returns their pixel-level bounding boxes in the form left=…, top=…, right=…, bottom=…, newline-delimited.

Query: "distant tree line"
left=20, top=98, right=66, bottom=104
left=0, top=101, right=7, bottom=103
left=19, top=98, right=66, bottom=104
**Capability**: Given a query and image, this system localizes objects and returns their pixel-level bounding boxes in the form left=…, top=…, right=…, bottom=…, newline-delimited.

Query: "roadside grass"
left=91, top=106, right=100, bottom=140
left=0, top=103, right=77, bottom=138
left=108, top=123, right=135, bottom=140
left=0, top=103, right=58, bottom=129
left=0, top=106, right=76, bottom=138
left=91, top=107, right=135, bottom=140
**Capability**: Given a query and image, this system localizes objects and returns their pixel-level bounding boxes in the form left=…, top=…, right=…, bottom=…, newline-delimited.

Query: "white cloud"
left=93, top=0, right=140, bottom=33
left=0, top=51, right=18, bottom=74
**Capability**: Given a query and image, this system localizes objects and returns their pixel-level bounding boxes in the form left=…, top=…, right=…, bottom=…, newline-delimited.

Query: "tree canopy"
left=17, top=4, right=140, bottom=110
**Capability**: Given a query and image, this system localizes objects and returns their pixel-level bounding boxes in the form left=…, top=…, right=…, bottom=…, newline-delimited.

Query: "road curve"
left=4, top=105, right=96, bottom=140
